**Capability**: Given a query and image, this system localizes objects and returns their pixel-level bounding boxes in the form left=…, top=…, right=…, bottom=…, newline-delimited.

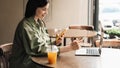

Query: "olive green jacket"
left=9, top=17, right=54, bottom=68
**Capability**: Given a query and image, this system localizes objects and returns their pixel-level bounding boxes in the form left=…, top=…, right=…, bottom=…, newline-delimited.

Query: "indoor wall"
left=0, top=0, right=91, bottom=44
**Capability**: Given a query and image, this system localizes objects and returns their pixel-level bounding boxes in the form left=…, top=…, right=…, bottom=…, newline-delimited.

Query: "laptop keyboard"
left=86, top=49, right=99, bottom=55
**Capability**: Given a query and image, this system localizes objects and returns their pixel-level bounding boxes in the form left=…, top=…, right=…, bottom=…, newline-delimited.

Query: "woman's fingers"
left=71, top=40, right=81, bottom=50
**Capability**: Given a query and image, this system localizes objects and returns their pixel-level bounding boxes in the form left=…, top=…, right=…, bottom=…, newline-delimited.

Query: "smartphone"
left=56, top=29, right=67, bottom=41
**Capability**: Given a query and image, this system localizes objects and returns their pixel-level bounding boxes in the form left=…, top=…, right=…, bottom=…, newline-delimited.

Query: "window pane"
left=99, top=0, right=120, bottom=30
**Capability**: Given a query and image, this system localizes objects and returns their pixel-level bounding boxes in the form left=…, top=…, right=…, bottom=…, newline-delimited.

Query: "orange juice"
left=48, top=51, right=57, bottom=64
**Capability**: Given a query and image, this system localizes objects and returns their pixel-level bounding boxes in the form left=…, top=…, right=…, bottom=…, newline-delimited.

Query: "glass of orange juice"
left=47, top=45, right=58, bottom=64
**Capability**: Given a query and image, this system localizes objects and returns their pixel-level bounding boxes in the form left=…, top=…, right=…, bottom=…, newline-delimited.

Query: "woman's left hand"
left=70, top=40, right=81, bottom=50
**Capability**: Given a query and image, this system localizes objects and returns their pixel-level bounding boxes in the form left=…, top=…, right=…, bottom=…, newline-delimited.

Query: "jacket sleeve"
left=21, top=22, right=50, bottom=57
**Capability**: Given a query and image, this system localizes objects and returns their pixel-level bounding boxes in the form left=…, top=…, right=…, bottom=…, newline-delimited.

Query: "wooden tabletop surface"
left=47, top=29, right=97, bottom=38
left=32, top=48, right=120, bottom=68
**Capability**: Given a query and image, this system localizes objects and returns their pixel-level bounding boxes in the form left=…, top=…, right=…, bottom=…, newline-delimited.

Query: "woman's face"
left=35, top=3, right=49, bottom=19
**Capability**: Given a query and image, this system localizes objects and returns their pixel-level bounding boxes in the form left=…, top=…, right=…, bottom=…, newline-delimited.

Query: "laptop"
left=75, top=23, right=103, bottom=56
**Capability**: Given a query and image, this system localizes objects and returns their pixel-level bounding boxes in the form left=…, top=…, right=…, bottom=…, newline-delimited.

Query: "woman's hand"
left=55, top=34, right=63, bottom=46
left=59, top=40, right=81, bottom=53
left=55, top=28, right=67, bottom=46
left=70, top=40, right=80, bottom=50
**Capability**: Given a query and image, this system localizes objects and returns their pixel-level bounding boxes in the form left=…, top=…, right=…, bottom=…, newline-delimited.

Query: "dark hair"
left=25, top=0, right=49, bottom=18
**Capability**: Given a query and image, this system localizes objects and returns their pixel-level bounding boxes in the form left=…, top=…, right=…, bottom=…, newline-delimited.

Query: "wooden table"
left=48, top=29, right=97, bottom=38
left=48, top=29, right=97, bottom=46
left=32, top=48, right=120, bottom=68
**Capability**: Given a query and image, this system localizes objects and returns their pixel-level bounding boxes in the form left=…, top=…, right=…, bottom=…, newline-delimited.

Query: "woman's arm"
left=59, top=40, right=80, bottom=53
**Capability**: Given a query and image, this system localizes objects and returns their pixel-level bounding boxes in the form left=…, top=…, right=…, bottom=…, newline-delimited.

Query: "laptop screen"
left=75, top=22, right=104, bottom=56
left=98, top=21, right=104, bottom=54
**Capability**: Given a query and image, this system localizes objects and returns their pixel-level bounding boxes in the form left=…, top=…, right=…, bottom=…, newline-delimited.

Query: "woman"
left=9, top=0, right=80, bottom=68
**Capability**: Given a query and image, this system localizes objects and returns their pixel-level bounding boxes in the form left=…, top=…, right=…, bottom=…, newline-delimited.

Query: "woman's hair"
left=25, top=0, right=49, bottom=18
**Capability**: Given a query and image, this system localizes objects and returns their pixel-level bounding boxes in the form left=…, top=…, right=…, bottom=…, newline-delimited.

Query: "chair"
left=94, top=21, right=120, bottom=48
left=69, top=25, right=94, bottom=47
left=0, top=43, right=13, bottom=68
left=95, top=39, right=120, bottom=48
left=69, top=25, right=94, bottom=31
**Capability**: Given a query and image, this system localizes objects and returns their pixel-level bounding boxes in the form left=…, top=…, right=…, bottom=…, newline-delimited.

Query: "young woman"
left=9, top=0, right=80, bottom=68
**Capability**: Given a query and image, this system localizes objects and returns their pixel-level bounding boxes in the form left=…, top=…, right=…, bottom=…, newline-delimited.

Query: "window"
left=99, top=0, right=120, bottom=30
